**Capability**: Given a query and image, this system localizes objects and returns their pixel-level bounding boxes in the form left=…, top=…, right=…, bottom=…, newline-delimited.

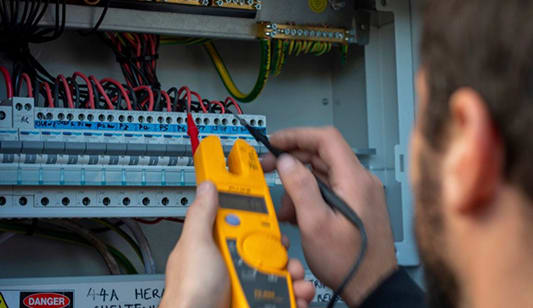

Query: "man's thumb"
left=183, top=181, right=219, bottom=238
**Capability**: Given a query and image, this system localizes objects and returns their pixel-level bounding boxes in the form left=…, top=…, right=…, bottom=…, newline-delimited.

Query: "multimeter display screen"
left=219, top=192, right=267, bottom=213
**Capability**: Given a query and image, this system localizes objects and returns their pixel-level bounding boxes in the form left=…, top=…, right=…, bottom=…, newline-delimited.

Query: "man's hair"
left=421, top=0, right=533, bottom=199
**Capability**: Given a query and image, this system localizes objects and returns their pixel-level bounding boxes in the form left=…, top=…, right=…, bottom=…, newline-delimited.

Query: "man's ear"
left=442, top=88, right=503, bottom=214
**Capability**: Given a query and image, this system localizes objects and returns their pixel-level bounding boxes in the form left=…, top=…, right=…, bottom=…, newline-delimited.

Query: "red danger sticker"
left=22, top=293, right=71, bottom=308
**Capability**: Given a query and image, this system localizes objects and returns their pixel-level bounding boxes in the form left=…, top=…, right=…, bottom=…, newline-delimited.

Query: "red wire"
left=40, top=82, right=54, bottom=108
left=18, top=73, right=33, bottom=97
left=210, top=100, right=225, bottom=114
left=177, top=86, right=192, bottom=112
left=149, top=35, right=156, bottom=70
left=101, top=78, right=132, bottom=110
left=134, top=86, right=154, bottom=111
left=57, top=74, right=74, bottom=109
left=89, top=75, right=114, bottom=110
left=72, top=72, right=94, bottom=109
left=161, top=90, right=171, bottom=112
left=190, top=91, right=208, bottom=113
left=0, top=66, right=13, bottom=98
left=224, top=96, right=243, bottom=114
left=187, top=113, right=200, bottom=155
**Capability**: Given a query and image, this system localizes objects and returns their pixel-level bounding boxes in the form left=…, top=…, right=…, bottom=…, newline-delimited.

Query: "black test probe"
left=232, top=113, right=368, bottom=308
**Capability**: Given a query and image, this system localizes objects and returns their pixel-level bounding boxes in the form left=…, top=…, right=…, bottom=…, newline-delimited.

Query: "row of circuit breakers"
left=0, top=98, right=275, bottom=218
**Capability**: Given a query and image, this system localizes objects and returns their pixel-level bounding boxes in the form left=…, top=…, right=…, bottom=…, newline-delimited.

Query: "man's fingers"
left=282, top=234, right=290, bottom=249
left=294, top=280, right=315, bottom=304
left=297, top=298, right=309, bottom=308
left=288, top=259, right=315, bottom=308
left=287, top=259, right=305, bottom=280
left=183, top=181, right=218, bottom=240
left=278, top=193, right=297, bottom=224
left=270, top=127, right=362, bottom=183
left=261, top=151, right=329, bottom=175
left=277, top=154, right=330, bottom=227
left=260, top=152, right=277, bottom=172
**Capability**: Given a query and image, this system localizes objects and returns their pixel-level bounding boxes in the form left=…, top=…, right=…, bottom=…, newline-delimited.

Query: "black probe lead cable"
left=232, top=113, right=368, bottom=308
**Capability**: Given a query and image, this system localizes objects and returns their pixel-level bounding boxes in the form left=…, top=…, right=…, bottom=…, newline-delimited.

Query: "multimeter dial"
left=241, top=233, right=288, bottom=270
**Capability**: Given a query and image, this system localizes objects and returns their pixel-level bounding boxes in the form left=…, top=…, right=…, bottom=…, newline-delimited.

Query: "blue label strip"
left=34, top=120, right=266, bottom=135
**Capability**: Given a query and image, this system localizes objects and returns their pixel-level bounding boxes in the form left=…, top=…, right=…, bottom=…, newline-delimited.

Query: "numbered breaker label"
left=0, top=98, right=266, bottom=148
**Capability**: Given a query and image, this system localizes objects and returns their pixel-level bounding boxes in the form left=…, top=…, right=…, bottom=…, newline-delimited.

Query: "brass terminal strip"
left=257, top=22, right=354, bottom=44
left=211, top=0, right=262, bottom=10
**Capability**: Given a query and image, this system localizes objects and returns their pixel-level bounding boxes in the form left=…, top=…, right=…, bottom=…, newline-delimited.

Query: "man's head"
left=410, top=0, right=533, bottom=307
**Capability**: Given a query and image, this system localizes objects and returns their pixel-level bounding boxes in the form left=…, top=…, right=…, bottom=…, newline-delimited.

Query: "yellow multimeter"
left=194, top=135, right=296, bottom=308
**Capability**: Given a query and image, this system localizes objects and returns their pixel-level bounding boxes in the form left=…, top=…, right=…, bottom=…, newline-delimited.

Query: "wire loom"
left=161, top=35, right=347, bottom=103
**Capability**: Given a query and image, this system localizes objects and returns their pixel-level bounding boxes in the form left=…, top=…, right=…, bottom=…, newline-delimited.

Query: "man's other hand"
left=261, top=127, right=398, bottom=306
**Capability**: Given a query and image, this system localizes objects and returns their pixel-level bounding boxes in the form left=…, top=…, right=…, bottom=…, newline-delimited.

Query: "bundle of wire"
left=100, top=32, right=161, bottom=89
left=0, top=218, right=184, bottom=275
left=0, top=63, right=244, bottom=116
left=164, top=37, right=345, bottom=103
left=0, top=0, right=66, bottom=92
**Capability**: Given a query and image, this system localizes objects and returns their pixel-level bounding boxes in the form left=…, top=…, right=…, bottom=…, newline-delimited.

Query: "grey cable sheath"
left=51, top=220, right=120, bottom=275
left=123, top=219, right=156, bottom=274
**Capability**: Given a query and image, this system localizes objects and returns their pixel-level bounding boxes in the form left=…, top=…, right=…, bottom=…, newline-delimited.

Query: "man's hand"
left=261, top=127, right=398, bottom=306
left=160, top=181, right=315, bottom=308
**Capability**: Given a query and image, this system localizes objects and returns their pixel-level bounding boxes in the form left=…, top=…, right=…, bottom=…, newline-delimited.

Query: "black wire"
left=204, top=99, right=214, bottom=113
left=92, top=82, right=102, bottom=109
left=53, top=78, right=69, bottom=108
left=126, top=84, right=137, bottom=110
left=78, top=0, right=110, bottom=36
left=152, top=88, right=161, bottom=111
left=89, top=220, right=124, bottom=233
left=167, top=87, right=178, bottom=112
left=68, top=77, right=80, bottom=108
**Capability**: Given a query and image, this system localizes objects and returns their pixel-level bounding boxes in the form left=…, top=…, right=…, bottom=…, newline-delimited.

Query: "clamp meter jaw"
left=194, top=136, right=296, bottom=308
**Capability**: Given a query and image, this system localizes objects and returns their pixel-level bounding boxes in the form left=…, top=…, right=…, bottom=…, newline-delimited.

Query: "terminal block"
left=211, top=0, right=262, bottom=10
left=257, top=22, right=355, bottom=44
